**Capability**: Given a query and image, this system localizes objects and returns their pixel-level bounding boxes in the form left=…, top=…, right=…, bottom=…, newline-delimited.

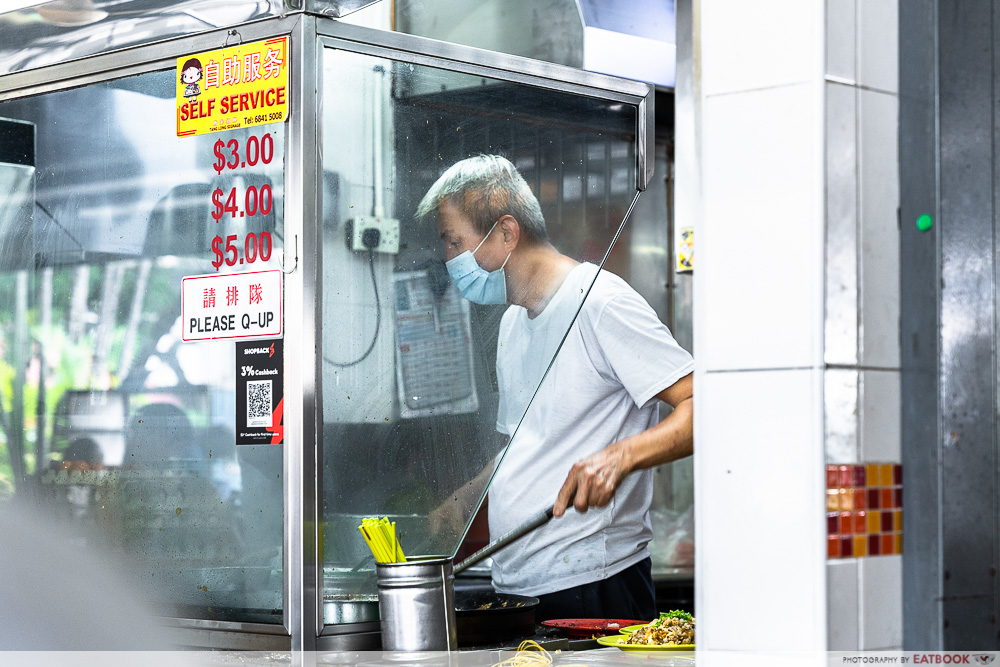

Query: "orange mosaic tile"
left=879, top=464, right=893, bottom=487
left=827, top=489, right=839, bottom=512
left=854, top=535, right=867, bottom=557
left=826, top=462, right=903, bottom=560
left=867, top=510, right=880, bottom=534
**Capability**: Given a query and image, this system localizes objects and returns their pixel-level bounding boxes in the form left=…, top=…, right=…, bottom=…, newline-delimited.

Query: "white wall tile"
left=825, top=368, right=859, bottom=464
left=826, top=0, right=857, bottom=81
left=859, top=89, right=900, bottom=369
left=701, top=0, right=822, bottom=96
left=825, top=82, right=859, bottom=366
left=860, top=369, right=901, bottom=462
left=702, top=84, right=824, bottom=371
left=828, top=560, right=860, bottom=650
left=860, top=555, right=903, bottom=649
left=857, top=0, right=898, bottom=93
left=698, top=368, right=826, bottom=650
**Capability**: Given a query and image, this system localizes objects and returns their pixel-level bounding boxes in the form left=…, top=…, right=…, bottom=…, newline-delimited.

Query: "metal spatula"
left=454, top=505, right=555, bottom=575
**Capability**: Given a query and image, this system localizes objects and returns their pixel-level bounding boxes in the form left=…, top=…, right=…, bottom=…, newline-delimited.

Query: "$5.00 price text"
left=212, top=232, right=274, bottom=271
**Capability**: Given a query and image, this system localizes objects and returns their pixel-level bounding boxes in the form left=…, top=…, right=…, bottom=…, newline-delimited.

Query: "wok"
left=454, top=590, right=539, bottom=647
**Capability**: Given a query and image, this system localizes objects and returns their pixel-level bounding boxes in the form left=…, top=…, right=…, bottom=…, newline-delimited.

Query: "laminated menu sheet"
left=392, top=269, right=478, bottom=418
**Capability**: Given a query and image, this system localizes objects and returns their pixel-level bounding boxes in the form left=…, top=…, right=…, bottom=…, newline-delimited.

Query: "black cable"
left=323, top=250, right=381, bottom=368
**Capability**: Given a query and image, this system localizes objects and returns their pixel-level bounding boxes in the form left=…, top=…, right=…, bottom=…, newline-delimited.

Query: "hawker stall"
left=0, top=0, right=655, bottom=652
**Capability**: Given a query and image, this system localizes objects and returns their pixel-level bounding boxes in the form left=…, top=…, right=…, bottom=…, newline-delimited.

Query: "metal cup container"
left=376, top=556, right=457, bottom=651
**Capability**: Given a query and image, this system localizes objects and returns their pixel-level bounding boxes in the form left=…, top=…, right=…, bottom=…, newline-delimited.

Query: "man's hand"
left=552, top=372, right=694, bottom=519
left=553, top=443, right=629, bottom=517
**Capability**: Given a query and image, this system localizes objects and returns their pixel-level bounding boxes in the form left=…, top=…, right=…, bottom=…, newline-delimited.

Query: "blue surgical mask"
left=446, top=220, right=511, bottom=305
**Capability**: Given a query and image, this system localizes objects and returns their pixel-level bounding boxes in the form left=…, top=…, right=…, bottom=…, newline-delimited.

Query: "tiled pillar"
left=824, top=0, right=902, bottom=652
left=682, top=0, right=902, bottom=651
left=690, top=0, right=827, bottom=651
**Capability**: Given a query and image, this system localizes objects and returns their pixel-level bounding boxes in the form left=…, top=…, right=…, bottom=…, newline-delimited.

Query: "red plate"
left=541, top=618, right=648, bottom=639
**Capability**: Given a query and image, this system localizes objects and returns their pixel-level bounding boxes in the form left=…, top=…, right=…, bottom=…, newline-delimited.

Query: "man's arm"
left=428, top=438, right=506, bottom=534
left=552, top=372, right=693, bottom=517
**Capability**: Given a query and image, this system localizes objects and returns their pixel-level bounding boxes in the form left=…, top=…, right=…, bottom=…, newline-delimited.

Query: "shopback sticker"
left=176, top=36, right=289, bottom=137
left=236, top=339, right=284, bottom=445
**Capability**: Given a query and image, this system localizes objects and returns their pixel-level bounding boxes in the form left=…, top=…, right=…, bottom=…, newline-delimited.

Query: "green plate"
left=596, top=634, right=695, bottom=651
left=620, top=624, right=646, bottom=635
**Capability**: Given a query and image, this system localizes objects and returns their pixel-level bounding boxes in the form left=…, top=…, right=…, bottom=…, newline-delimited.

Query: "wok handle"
left=454, top=505, right=554, bottom=575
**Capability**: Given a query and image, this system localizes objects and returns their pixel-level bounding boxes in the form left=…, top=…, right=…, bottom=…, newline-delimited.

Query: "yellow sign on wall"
left=176, top=36, right=289, bottom=137
left=677, top=226, right=693, bottom=273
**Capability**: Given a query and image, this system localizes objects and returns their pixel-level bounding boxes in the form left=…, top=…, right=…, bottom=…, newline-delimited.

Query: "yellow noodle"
left=492, top=640, right=552, bottom=667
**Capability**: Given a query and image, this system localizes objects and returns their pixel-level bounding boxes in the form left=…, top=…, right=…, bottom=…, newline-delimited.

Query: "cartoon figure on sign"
left=180, top=58, right=203, bottom=101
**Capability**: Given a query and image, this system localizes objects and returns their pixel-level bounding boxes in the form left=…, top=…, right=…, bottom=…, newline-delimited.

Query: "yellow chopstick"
left=358, top=516, right=408, bottom=563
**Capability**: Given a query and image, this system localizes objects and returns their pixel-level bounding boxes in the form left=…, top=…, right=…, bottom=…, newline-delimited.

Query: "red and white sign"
left=182, top=269, right=282, bottom=342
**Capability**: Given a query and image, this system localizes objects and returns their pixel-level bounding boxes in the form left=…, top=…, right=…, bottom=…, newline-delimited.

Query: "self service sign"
left=176, top=36, right=288, bottom=137
left=181, top=269, right=282, bottom=342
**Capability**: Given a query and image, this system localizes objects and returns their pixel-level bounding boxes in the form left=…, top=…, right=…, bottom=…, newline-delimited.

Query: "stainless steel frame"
left=0, top=10, right=655, bottom=651
left=314, top=20, right=655, bottom=191
left=285, top=14, right=321, bottom=652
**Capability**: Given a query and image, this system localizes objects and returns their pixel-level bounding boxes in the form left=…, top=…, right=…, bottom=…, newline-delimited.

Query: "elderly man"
left=418, top=155, right=693, bottom=621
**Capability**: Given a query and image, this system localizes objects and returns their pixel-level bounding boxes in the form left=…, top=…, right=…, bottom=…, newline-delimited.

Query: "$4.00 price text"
left=211, top=184, right=274, bottom=221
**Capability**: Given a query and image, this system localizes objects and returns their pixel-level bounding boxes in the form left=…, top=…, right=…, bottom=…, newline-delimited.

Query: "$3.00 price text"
left=213, top=134, right=275, bottom=175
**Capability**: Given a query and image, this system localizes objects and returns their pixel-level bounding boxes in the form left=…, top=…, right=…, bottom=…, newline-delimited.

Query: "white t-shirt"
left=491, top=262, right=694, bottom=597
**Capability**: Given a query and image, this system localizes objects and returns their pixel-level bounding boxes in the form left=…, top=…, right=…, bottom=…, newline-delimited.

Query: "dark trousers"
left=534, top=557, right=656, bottom=622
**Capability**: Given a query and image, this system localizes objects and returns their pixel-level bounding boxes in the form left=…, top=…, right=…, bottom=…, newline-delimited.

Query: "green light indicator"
left=916, top=214, right=933, bottom=232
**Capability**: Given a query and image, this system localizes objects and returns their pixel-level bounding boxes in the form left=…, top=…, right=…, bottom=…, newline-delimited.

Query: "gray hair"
left=415, top=155, right=548, bottom=244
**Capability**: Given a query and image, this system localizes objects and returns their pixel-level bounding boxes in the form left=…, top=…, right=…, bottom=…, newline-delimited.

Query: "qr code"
left=247, top=380, right=272, bottom=427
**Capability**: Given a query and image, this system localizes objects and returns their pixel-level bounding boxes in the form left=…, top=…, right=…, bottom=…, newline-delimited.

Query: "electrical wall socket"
left=345, top=215, right=400, bottom=254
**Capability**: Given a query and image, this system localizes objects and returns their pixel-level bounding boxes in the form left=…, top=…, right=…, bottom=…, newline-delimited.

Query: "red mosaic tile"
left=868, top=534, right=880, bottom=556
left=893, top=464, right=902, bottom=485
left=840, top=511, right=853, bottom=534
left=854, top=489, right=867, bottom=510
left=868, top=488, right=880, bottom=509
left=895, top=487, right=903, bottom=507
left=881, top=511, right=893, bottom=532
left=881, top=534, right=894, bottom=555
left=828, top=513, right=839, bottom=535
left=854, top=465, right=866, bottom=487
left=826, top=466, right=839, bottom=488
left=839, top=465, right=852, bottom=487
left=854, top=511, right=867, bottom=534
left=828, top=536, right=840, bottom=558
left=881, top=488, right=894, bottom=509
left=840, top=535, right=854, bottom=557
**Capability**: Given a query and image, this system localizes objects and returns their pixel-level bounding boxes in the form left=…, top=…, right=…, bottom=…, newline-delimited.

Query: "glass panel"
left=320, top=48, right=640, bottom=618
left=0, top=70, right=284, bottom=624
